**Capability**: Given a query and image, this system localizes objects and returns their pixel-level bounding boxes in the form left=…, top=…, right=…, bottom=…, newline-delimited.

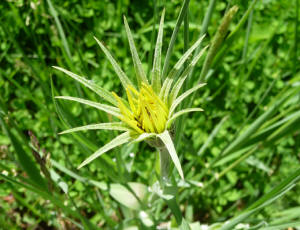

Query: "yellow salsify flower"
left=112, top=83, right=168, bottom=134
left=53, top=10, right=207, bottom=179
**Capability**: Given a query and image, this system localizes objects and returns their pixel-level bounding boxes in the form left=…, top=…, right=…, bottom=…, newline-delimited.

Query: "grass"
left=0, top=0, right=300, bottom=229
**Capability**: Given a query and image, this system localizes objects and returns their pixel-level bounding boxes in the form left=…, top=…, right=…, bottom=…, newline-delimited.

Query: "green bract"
left=54, top=10, right=207, bottom=179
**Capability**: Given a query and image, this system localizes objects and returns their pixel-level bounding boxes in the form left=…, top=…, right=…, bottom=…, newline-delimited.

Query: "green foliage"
left=0, top=0, right=300, bottom=229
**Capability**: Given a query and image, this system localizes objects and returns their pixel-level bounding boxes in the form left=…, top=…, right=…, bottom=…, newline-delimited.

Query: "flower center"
left=113, top=83, right=168, bottom=134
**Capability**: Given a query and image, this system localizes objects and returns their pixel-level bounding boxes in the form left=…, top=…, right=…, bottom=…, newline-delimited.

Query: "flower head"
left=113, top=83, right=168, bottom=134
left=54, top=10, right=207, bottom=179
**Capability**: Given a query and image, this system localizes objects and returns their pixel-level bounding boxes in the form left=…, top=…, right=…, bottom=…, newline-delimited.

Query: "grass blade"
left=0, top=115, right=47, bottom=191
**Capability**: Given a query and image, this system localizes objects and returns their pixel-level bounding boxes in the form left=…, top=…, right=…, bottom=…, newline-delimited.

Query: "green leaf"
left=123, top=16, right=148, bottom=87
left=167, top=108, right=203, bottom=127
left=163, top=78, right=174, bottom=104
left=46, top=0, right=72, bottom=59
left=55, top=96, right=121, bottom=117
left=159, top=77, right=172, bottom=99
left=222, top=92, right=294, bottom=156
left=94, top=36, right=134, bottom=89
left=109, top=182, right=148, bottom=210
left=162, top=0, right=190, bottom=79
left=51, top=160, right=107, bottom=190
left=169, top=46, right=208, bottom=105
left=52, top=66, right=117, bottom=106
left=78, top=132, right=131, bottom=169
left=169, top=83, right=206, bottom=116
left=151, top=9, right=165, bottom=94
left=59, top=122, right=129, bottom=134
left=166, top=34, right=205, bottom=80
left=219, top=167, right=300, bottom=230
left=0, top=116, right=47, bottom=191
left=197, top=116, right=228, bottom=156
left=131, top=133, right=156, bottom=143
left=158, top=130, right=184, bottom=179
left=199, top=5, right=238, bottom=82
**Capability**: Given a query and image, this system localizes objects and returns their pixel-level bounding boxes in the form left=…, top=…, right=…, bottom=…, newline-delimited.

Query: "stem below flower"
left=158, top=146, right=171, bottom=185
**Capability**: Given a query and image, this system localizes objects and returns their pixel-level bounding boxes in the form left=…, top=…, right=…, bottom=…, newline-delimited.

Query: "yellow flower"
left=113, top=83, right=168, bottom=134
left=54, top=10, right=207, bottom=179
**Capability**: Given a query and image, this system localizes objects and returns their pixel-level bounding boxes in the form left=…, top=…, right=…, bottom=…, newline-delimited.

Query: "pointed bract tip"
left=123, top=15, right=127, bottom=23
left=77, top=163, right=84, bottom=170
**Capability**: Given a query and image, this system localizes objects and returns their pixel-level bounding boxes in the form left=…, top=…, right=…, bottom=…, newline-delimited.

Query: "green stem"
left=158, top=146, right=171, bottom=185
left=157, top=147, right=191, bottom=230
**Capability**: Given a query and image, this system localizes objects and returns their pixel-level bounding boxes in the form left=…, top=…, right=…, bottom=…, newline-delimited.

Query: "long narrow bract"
left=151, top=9, right=165, bottom=94
left=78, top=132, right=132, bottom=169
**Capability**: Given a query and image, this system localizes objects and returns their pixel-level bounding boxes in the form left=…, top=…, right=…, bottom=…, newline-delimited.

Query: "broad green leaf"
left=167, top=108, right=203, bottom=127
left=52, top=66, right=117, bottom=106
left=123, top=16, right=148, bottom=87
left=109, top=182, right=148, bottom=210
left=55, top=96, right=121, bottom=117
left=151, top=9, right=165, bottom=94
left=169, top=46, right=208, bottom=105
left=59, top=122, right=129, bottom=134
left=94, top=36, right=134, bottom=89
left=78, top=132, right=131, bottom=169
left=169, top=83, right=206, bottom=116
left=158, top=130, right=184, bottom=179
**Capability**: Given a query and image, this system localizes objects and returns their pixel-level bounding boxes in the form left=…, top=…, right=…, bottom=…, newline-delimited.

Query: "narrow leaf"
left=53, top=66, right=117, bottom=106
left=78, top=132, right=131, bottom=169
left=55, top=96, right=121, bottom=118
left=197, top=116, right=228, bottom=156
left=59, top=122, right=129, bottom=135
left=123, top=16, right=148, bottom=87
left=131, top=133, right=156, bottom=143
left=94, top=36, right=134, bottom=89
left=167, top=108, right=203, bottom=127
left=169, top=83, right=206, bottom=116
left=0, top=116, right=47, bottom=191
left=162, top=0, right=190, bottom=79
left=158, top=130, right=184, bottom=179
left=166, top=35, right=205, bottom=80
left=163, top=79, right=174, bottom=104
left=151, top=9, right=165, bottom=93
left=169, top=46, right=208, bottom=105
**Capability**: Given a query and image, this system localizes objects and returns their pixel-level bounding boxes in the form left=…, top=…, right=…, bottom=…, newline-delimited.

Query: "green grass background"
left=0, top=0, right=300, bottom=229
